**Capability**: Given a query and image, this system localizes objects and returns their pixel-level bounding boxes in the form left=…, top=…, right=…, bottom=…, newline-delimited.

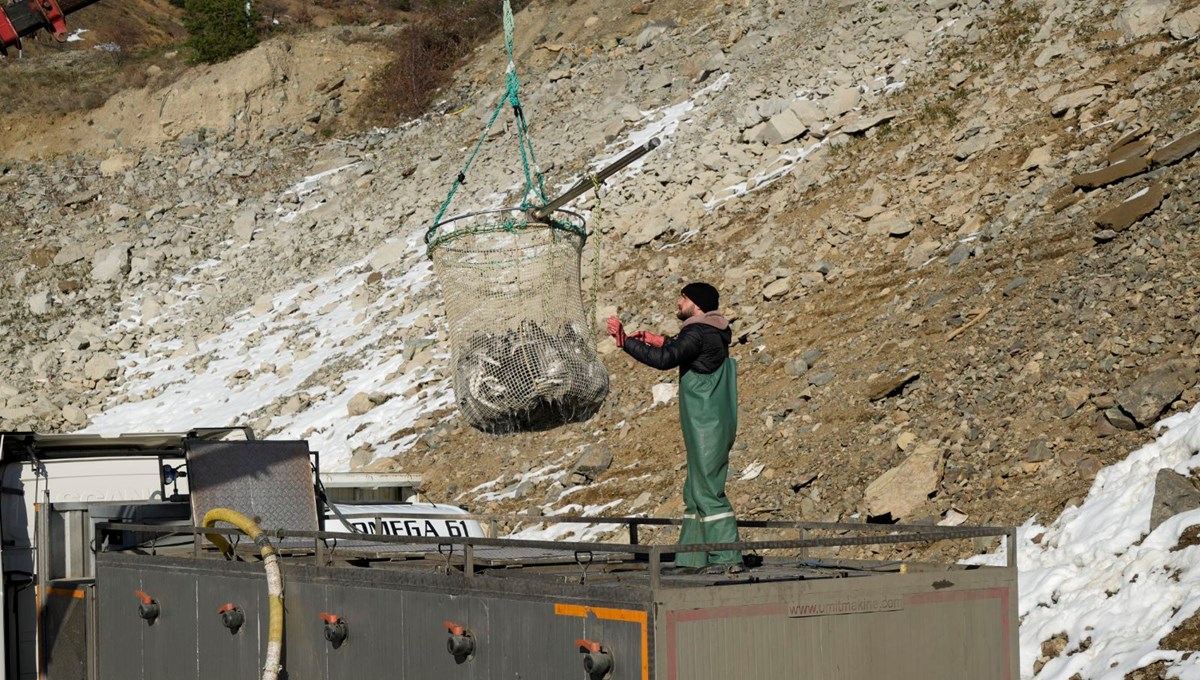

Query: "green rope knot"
left=427, top=0, right=552, bottom=248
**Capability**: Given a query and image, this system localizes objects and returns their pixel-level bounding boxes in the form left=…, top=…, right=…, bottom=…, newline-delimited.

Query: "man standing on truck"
left=607, top=282, right=744, bottom=574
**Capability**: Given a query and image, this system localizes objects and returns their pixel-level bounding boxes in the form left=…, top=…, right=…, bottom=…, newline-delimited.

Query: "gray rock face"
left=1150, top=468, right=1200, bottom=533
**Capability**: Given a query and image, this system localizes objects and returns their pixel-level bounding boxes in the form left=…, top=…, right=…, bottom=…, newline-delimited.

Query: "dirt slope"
left=2, top=0, right=1199, bottom=579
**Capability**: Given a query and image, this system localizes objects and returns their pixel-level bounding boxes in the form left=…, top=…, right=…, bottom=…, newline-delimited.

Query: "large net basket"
left=427, top=208, right=609, bottom=433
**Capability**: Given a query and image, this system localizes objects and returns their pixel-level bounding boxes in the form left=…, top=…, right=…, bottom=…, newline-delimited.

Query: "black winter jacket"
left=623, top=316, right=732, bottom=376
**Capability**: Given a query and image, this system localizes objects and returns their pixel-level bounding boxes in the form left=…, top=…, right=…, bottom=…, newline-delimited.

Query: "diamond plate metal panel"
left=186, top=440, right=318, bottom=545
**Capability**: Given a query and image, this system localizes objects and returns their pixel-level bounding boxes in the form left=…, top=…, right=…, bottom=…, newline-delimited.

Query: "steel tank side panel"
left=279, top=576, right=328, bottom=678
left=402, top=589, right=474, bottom=678
left=668, top=600, right=1007, bottom=680
left=196, top=571, right=266, bottom=677
left=464, top=595, right=490, bottom=680
left=560, top=604, right=646, bottom=680
left=96, top=564, right=145, bottom=680
left=137, top=569, right=200, bottom=680
left=489, top=598, right=581, bottom=680
left=97, top=555, right=656, bottom=680
left=310, top=582, right=647, bottom=680
left=321, top=584, right=492, bottom=679
left=655, top=568, right=1016, bottom=680
left=322, top=583, right=404, bottom=679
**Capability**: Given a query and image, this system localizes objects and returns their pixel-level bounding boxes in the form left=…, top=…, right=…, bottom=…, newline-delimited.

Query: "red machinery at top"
left=0, top=0, right=98, bottom=56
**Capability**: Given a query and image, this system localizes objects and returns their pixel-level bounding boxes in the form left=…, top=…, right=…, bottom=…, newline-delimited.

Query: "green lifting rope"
left=425, top=0, right=573, bottom=250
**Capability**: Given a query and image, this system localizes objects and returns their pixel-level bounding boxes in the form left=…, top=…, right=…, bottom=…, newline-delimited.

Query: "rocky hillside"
left=2, top=0, right=1200, bottom=656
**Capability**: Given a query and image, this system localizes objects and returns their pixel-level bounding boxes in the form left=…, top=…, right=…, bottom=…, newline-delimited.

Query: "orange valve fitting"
left=218, top=603, right=244, bottom=634
left=135, top=590, right=159, bottom=624
left=320, top=613, right=347, bottom=649
left=443, top=620, right=475, bottom=662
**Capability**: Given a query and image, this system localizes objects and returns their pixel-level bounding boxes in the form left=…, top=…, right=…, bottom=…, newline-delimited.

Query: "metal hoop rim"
left=425, top=207, right=588, bottom=253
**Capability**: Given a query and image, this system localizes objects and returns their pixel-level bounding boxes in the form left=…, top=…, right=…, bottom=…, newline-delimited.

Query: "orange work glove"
left=628, top=331, right=665, bottom=348
left=606, top=316, right=627, bottom=347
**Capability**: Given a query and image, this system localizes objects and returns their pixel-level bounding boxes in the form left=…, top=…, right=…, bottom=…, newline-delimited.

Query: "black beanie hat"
left=681, top=282, right=719, bottom=312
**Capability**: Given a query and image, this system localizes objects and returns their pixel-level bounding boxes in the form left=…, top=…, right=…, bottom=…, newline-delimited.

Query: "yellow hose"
left=203, top=508, right=284, bottom=680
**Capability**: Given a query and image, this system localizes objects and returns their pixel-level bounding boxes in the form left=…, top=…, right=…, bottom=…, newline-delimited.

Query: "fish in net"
left=453, top=319, right=608, bottom=433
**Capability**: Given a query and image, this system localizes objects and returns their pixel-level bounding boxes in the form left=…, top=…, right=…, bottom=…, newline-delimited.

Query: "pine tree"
left=182, top=0, right=260, bottom=64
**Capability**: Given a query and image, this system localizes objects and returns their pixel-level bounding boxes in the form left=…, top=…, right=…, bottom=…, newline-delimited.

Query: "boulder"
left=347, top=392, right=374, bottom=416
left=1104, top=407, right=1139, bottom=431
left=1150, top=469, right=1200, bottom=532
left=1116, top=367, right=1186, bottom=427
left=629, top=218, right=672, bottom=247
left=758, top=109, right=808, bottom=145
left=1108, top=137, right=1154, bottom=164
left=1072, top=156, right=1151, bottom=190
left=864, top=444, right=943, bottom=520
left=61, top=404, right=88, bottom=427
left=1021, top=146, right=1053, bottom=170
left=53, top=244, right=86, bottom=266
left=842, top=110, right=899, bottom=134
left=888, top=218, right=914, bottom=237
left=788, top=99, right=826, bottom=129
left=762, top=277, right=792, bottom=300
left=1114, top=0, right=1172, bottom=39
left=866, top=370, right=920, bottom=401
left=1094, top=183, right=1165, bottom=232
left=232, top=209, right=258, bottom=242
left=825, top=88, right=860, bottom=118
left=1050, top=86, right=1106, bottom=117
left=572, top=445, right=613, bottom=482
left=83, top=354, right=119, bottom=382
left=368, top=240, right=408, bottom=270
left=91, top=244, right=131, bottom=282
left=28, top=291, right=52, bottom=315
left=1151, top=130, right=1200, bottom=169
left=651, top=383, right=678, bottom=406
left=1168, top=6, right=1200, bottom=38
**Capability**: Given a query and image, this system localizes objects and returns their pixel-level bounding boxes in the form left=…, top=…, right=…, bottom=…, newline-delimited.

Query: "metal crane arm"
left=1, top=0, right=101, bottom=55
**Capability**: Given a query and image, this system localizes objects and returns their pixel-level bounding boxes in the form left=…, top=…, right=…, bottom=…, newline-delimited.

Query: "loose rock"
left=1150, top=469, right=1200, bottom=532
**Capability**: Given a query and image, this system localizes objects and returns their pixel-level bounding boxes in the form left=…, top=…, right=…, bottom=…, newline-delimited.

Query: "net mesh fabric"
left=429, top=209, right=608, bottom=433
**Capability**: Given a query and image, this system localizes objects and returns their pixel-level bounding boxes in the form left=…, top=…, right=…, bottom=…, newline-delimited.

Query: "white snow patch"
left=966, top=402, right=1200, bottom=679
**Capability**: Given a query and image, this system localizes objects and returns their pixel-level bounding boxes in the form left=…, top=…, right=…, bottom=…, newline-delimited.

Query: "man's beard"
left=676, top=308, right=690, bottom=321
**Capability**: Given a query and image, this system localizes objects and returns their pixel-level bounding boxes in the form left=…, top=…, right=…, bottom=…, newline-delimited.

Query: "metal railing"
left=96, top=514, right=1015, bottom=589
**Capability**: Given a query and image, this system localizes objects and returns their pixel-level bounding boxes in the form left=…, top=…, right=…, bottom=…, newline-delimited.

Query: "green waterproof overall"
left=675, top=357, right=741, bottom=568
